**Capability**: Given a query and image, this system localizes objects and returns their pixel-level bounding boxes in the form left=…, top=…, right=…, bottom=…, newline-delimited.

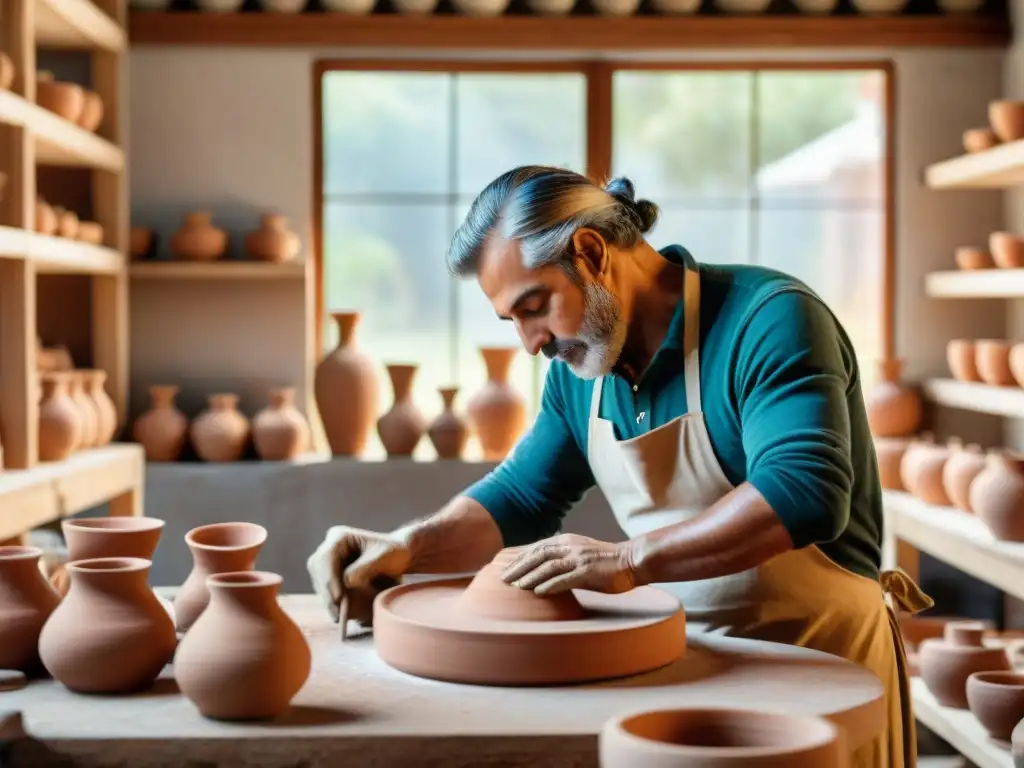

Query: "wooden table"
left=0, top=594, right=887, bottom=767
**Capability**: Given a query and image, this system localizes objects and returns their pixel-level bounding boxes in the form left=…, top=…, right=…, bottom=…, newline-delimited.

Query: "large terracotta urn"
left=244, top=214, right=300, bottom=263
left=190, top=393, right=250, bottom=463
left=169, top=211, right=228, bottom=261
left=314, top=312, right=380, bottom=456
left=67, top=371, right=99, bottom=449
left=874, top=437, right=910, bottom=491
left=38, top=372, right=82, bottom=461
left=175, top=571, right=311, bottom=721
left=970, top=450, right=1024, bottom=542
left=377, top=364, right=426, bottom=457
left=252, top=387, right=309, bottom=461
left=918, top=620, right=1011, bottom=708
left=428, top=386, right=470, bottom=459
left=83, top=370, right=117, bottom=446
left=133, top=385, right=189, bottom=462
left=865, top=359, right=922, bottom=438
left=467, top=347, right=527, bottom=460
left=0, top=546, right=61, bottom=674
left=942, top=442, right=987, bottom=512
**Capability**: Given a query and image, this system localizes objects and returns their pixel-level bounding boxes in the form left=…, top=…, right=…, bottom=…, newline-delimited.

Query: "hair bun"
left=605, top=176, right=659, bottom=234
left=633, top=199, right=659, bottom=234
left=604, top=176, right=636, bottom=203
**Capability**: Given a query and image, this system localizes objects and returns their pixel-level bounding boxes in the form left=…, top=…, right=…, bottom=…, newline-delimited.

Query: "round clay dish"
left=966, top=670, right=1024, bottom=742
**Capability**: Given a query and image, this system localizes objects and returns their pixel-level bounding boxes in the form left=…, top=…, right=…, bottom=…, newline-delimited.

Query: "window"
left=319, top=63, right=888, bottom=459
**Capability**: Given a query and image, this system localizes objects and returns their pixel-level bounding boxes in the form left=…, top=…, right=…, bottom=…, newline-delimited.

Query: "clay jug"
left=0, top=546, right=61, bottom=674
left=244, top=214, right=300, bottom=263
left=467, top=347, right=527, bottom=460
left=175, top=571, right=311, bottom=720
left=428, top=386, right=469, bottom=459
left=173, top=521, right=267, bottom=632
left=947, top=339, right=981, bottom=382
left=314, top=312, right=380, bottom=456
left=966, top=671, right=1024, bottom=742
left=865, top=359, right=922, bottom=438
left=133, top=385, right=189, bottom=462
left=942, top=442, right=987, bottom=513
left=83, top=370, right=117, bottom=446
left=252, top=387, right=309, bottom=461
left=970, top=451, right=1024, bottom=542
left=874, top=437, right=910, bottom=491
left=170, top=211, right=227, bottom=261
left=976, top=339, right=1015, bottom=387
left=39, top=557, right=176, bottom=693
left=190, top=393, right=250, bottom=463
left=67, top=371, right=99, bottom=449
left=38, top=372, right=82, bottom=461
left=377, top=364, right=426, bottom=457
left=899, top=433, right=937, bottom=497
left=52, top=516, right=165, bottom=596
left=459, top=547, right=586, bottom=622
left=919, top=621, right=1011, bottom=708
left=914, top=438, right=957, bottom=507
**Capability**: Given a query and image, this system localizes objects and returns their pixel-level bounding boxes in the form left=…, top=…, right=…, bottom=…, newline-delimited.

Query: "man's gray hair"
left=446, top=165, right=660, bottom=278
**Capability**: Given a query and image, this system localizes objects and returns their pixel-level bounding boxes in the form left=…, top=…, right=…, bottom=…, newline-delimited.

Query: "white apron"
left=586, top=262, right=931, bottom=768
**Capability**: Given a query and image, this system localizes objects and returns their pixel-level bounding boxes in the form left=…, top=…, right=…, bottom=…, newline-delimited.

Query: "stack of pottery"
left=918, top=620, right=1011, bottom=708
left=37, top=369, right=118, bottom=461
left=467, top=347, right=527, bottom=461
left=962, top=100, right=1024, bottom=154
left=314, top=311, right=380, bottom=457
left=865, top=359, right=922, bottom=492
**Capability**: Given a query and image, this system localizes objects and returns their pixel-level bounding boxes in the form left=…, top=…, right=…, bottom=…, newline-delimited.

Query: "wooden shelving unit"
left=921, top=378, right=1024, bottom=418
left=926, top=139, right=1024, bottom=190
left=926, top=268, right=1024, bottom=298
left=0, top=0, right=141, bottom=542
left=129, top=259, right=307, bottom=280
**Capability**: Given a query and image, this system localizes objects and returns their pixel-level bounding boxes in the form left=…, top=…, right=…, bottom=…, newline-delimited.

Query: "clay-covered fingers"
left=510, top=557, right=576, bottom=591
left=500, top=543, right=570, bottom=584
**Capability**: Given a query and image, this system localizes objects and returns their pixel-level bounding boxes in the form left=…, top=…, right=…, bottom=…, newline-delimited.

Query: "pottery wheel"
left=373, top=577, right=687, bottom=686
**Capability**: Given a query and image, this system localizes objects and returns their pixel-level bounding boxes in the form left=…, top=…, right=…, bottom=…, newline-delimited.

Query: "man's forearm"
left=396, top=496, right=504, bottom=574
left=628, top=483, right=794, bottom=585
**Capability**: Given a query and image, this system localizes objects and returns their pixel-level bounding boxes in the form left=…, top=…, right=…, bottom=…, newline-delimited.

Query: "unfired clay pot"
left=942, top=442, right=986, bottom=512
left=964, top=128, right=999, bottom=153
left=67, top=371, right=99, bottom=449
left=35, top=198, right=57, bottom=235
left=991, top=233, right=1024, bottom=269
left=428, top=387, right=469, bottom=459
left=78, top=90, right=103, bottom=132
left=970, top=451, right=1024, bottom=542
left=955, top=246, right=992, bottom=271
left=976, top=339, right=1015, bottom=386
left=966, top=671, right=1024, bottom=742
left=252, top=387, right=309, bottom=461
left=467, top=347, right=527, bottom=460
left=133, top=385, right=189, bottom=462
left=947, top=339, right=981, bottom=382
left=245, top=214, right=300, bottom=263
left=190, top=394, right=250, bottom=463
left=899, top=433, right=937, bottom=497
left=919, top=621, right=1011, bottom=709
left=38, top=372, right=81, bottom=462
left=874, top=437, right=910, bottom=491
left=84, top=370, right=117, bottom=445
left=864, top=359, right=922, bottom=438
left=0, top=546, right=61, bottom=674
left=52, top=516, right=165, bottom=597
left=173, top=522, right=268, bottom=632
left=913, top=438, right=956, bottom=507
left=36, top=71, right=84, bottom=123
left=599, top=708, right=846, bottom=768
left=175, top=571, right=311, bottom=721
left=458, top=547, right=586, bottom=622
left=377, top=364, right=426, bottom=457
left=170, top=211, right=228, bottom=261
left=39, top=557, right=177, bottom=693
left=314, top=312, right=380, bottom=456
left=990, top=101, right=1024, bottom=143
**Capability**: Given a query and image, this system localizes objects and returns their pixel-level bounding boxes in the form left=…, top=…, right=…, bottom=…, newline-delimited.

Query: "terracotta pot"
left=82, top=370, right=117, bottom=445
left=129, top=226, right=156, bottom=260
left=377, top=364, right=426, bottom=457
left=449, top=0, right=509, bottom=13
left=942, top=442, right=986, bottom=512
left=320, top=0, right=375, bottom=10
left=173, top=522, right=268, bottom=632
left=35, top=198, right=57, bottom=235
left=170, top=211, right=228, bottom=261
left=467, top=347, right=527, bottom=460
left=899, top=433, right=937, bottom=497
left=428, top=386, right=470, bottom=459
left=133, top=385, right=188, bottom=462
left=52, top=516, right=165, bottom=597
left=77, top=90, right=103, bottom=132
left=39, top=557, right=176, bottom=693
left=76, top=221, right=103, bottom=244
left=964, top=127, right=999, bottom=153
left=600, top=708, right=846, bottom=767
left=592, top=0, right=641, bottom=13
left=525, top=0, right=574, bottom=12
left=864, top=359, right=922, bottom=438
left=990, top=101, right=1024, bottom=143
left=976, top=339, right=1015, bottom=387
left=0, top=53, right=13, bottom=91
left=849, top=0, right=906, bottom=11
left=966, top=671, right=1024, bottom=741
left=175, top=571, right=311, bottom=720
left=252, top=387, right=309, bottom=461
left=947, top=339, right=981, bottom=382
left=244, top=214, right=301, bottom=263
left=990, top=232, right=1024, bottom=269
left=314, top=312, right=380, bottom=456
left=53, top=207, right=78, bottom=239
left=0, top=546, right=61, bottom=674
left=392, top=0, right=439, bottom=10
left=954, top=246, right=993, bottom=271
left=67, top=371, right=99, bottom=449
left=38, top=372, right=82, bottom=461
left=35, top=71, right=84, bottom=123
left=919, top=621, right=1012, bottom=709
left=874, top=437, right=910, bottom=491
left=459, top=547, right=586, bottom=622
left=970, top=450, right=1024, bottom=542
left=913, top=438, right=956, bottom=506
left=1009, top=343, right=1024, bottom=389
left=190, top=393, right=250, bottom=463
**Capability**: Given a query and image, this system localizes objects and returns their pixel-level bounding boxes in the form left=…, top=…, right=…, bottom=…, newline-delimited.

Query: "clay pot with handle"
left=314, top=312, right=380, bottom=457
left=970, top=450, right=1024, bottom=542
left=941, top=442, right=986, bottom=512
left=865, top=359, right=922, bottom=438
left=919, top=621, right=1012, bottom=709
left=377, top=364, right=426, bottom=457
left=467, top=346, right=527, bottom=460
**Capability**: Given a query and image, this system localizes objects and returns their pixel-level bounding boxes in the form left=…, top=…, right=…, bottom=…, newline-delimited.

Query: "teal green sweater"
left=465, top=245, right=883, bottom=581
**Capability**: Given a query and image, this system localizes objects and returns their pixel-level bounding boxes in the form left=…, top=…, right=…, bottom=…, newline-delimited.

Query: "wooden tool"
left=338, top=595, right=350, bottom=642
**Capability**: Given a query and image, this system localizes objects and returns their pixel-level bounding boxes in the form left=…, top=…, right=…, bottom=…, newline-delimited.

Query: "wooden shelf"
left=130, top=260, right=307, bottom=280
left=922, top=378, right=1024, bottom=418
left=926, top=139, right=1024, bottom=190
left=0, top=226, right=123, bottom=273
left=0, top=444, right=143, bottom=541
left=127, top=12, right=1011, bottom=50
left=926, top=269, right=1024, bottom=297
left=36, top=0, right=125, bottom=52
left=911, top=678, right=1012, bottom=768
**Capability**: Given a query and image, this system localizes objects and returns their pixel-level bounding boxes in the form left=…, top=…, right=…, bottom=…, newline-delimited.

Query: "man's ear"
left=571, top=228, right=608, bottom=278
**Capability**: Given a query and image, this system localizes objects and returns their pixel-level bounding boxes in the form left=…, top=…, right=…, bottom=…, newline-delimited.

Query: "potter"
left=307, top=166, right=932, bottom=768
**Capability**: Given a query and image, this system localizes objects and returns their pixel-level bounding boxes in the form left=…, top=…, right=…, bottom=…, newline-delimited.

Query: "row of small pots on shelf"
left=955, top=232, right=1024, bottom=271
left=963, top=100, right=1024, bottom=154
left=0, top=56, right=104, bottom=134
left=36, top=370, right=118, bottom=463
left=946, top=338, right=1024, bottom=389
left=130, top=212, right=301, bottom=263
left=36, top=199, right=104, bottom=244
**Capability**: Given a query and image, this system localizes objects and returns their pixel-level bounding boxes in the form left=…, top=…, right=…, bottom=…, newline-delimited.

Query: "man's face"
left=477, top=233, right=625, bottom=379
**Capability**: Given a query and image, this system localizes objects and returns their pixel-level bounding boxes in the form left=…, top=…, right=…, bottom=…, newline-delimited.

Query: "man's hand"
left=499, top=533, right=640, bottom=596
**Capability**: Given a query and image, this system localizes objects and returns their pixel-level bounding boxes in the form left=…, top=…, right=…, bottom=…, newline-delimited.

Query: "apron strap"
left=880, top=568, right=934, bottom=616
left=682, top=261, right=702, bottom=414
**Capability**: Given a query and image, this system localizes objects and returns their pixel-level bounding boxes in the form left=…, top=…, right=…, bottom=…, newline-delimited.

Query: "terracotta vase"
left=170, top=211, right=228, bottom=261
left=132, top=385, right=189, bottom=462
left=428, top=387, right=470, bottom=459
left=175, top=571, right=311, bottom=720
left=990, top=101, right=1024, bottom=143
left=600, top=708, right=846, bottom=768
left=67, top=371, right=99, bottom=449
left=77, top=90, right=103, bottom=132
left=864, top=359, right=922, bottom=438
left=0, top=546, right=61, bottom=674
left=913, top=438, right=956, bottom=507
left=83, top=370, right=117, bottom=446
left=918, top=621, right=1011, bottom=709
left=467, top=347, right=527, bottom=460
left=976, top=339, right=1015, bottom=387
left=377, top=364, right=426, bottom=457
left=942, top=443, right=987, bottom=512
left=173, top=522, right=268, bottom=632
left=35, top=198, right=57, bottom=235
left=190, top=393, right=250, bottom=463
left=970, top=451, right=1024, bottom=542
left=35, top=71, right=84, bottom=122
left=314, top=312, right=380, bottom=457
left=459, top=547, right=586, bottom=622
left=966, top=671, right=1024, bottom=742
left=38, top=372, right=82, bottom=461
left=39, top=557, right=176, bottom=693
left=899, top=433, right=937, bottom=497
left=244, top=214, right=301, bottom=263
left=252, top=387, right=309, bottom=461
left=947, top=339, right=981, bottom=382
left=52, top=516, right=165, bottom=596
left=874, top=437, right=910, bottom=491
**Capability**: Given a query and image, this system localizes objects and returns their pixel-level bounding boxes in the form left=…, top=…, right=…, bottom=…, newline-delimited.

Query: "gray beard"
left=564, top=283, right=627, bottom=380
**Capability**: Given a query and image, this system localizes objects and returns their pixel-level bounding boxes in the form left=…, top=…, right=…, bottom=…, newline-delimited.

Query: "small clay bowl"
left=955, top=246, right=993, bottom=270
left=990, top=100, right=1024, bottom=143
left=975, top=339, right=1015, bottom=387
left=919, top=621, right=1012, bottom=709
left=967, top=671, right=1024, bottom=741
left=947, top=339, right=981, bottom=382
left=964, top=127, right=999, bottom=153
left=990, top=232, right=1024, bottom=269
